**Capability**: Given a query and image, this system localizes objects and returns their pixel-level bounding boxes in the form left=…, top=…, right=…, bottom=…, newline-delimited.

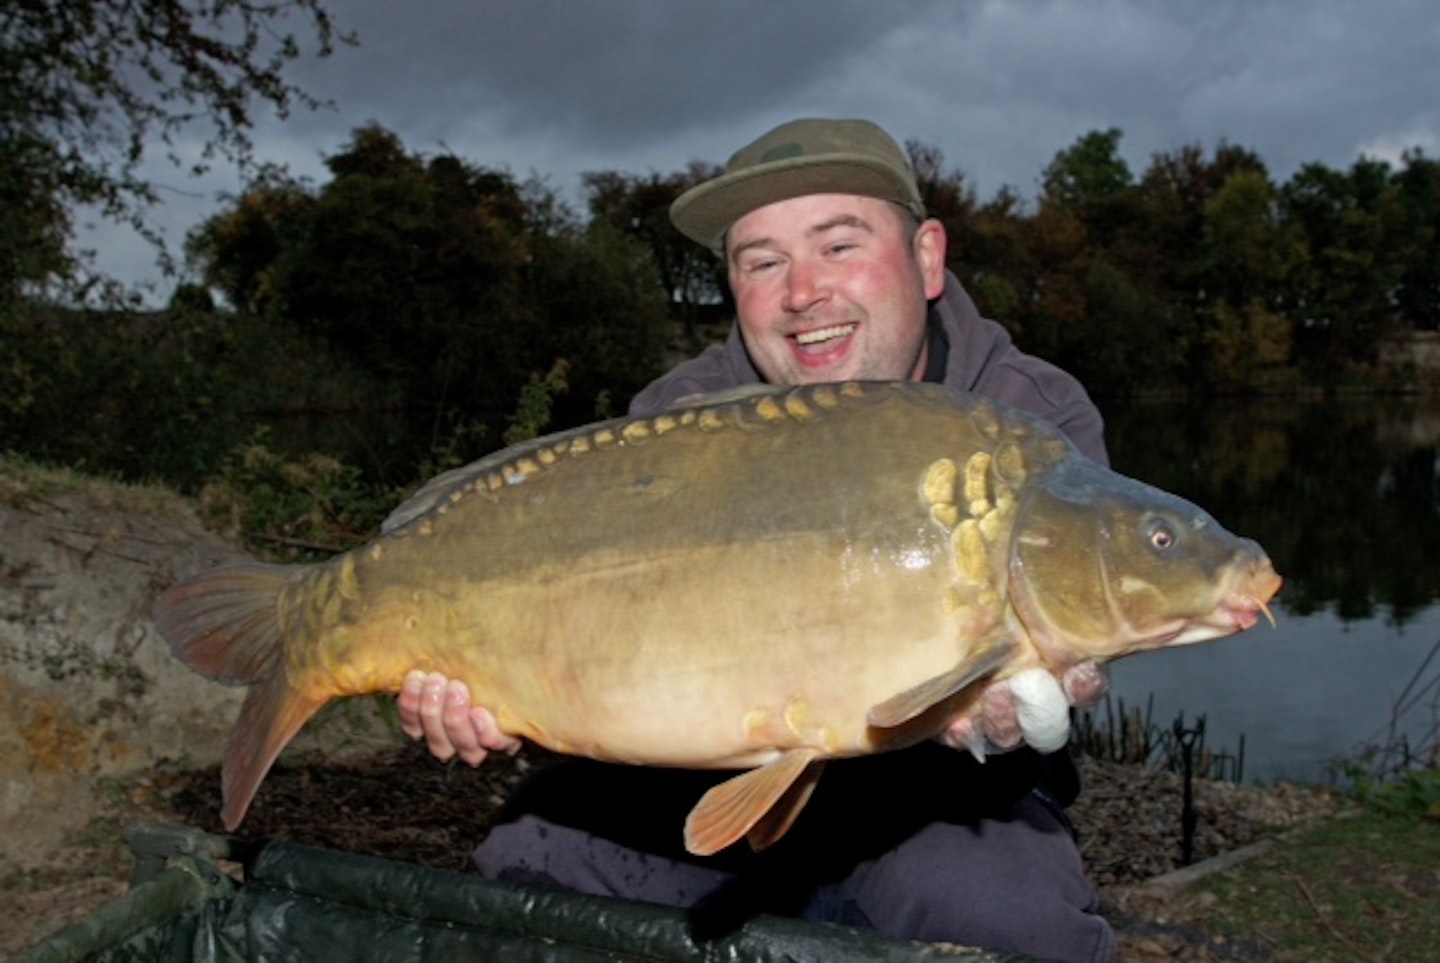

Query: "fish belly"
left=341, top=529, right=983, bottom=768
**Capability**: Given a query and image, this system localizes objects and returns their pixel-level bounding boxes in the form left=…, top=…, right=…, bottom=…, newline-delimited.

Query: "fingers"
left=441, top=680, right=497, bottom=766
left=469, top=706, right=523, bottom=758
left=979, top=682, right=1023, bottom=751
left=398, top=669, right=428, bottom=740
left=936, top=683, right=1021, bottom=759
left=1061, top=660, right=1110, bottom=709
left=937, top=715, right=987, bottom=761
left=398, top=670, right=520, bottom=767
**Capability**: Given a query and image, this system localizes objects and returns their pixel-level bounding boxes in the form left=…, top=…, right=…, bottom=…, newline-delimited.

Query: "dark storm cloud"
left=85, top=0, right=1439, bottom=294
left=296, top=0, right=941, bottom=151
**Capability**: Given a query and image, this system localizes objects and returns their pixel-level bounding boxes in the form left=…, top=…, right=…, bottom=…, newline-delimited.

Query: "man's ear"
left=914, top=218, right=948, bottom=299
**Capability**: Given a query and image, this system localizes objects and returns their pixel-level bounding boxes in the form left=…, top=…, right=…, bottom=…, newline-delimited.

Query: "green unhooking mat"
left=17, top=824, right=1029, bottom=962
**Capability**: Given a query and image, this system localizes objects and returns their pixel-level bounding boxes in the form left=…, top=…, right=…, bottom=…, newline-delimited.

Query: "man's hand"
left=398, top=670, right=521, bottom=766
left=937, top=660, right=1110, bottom=759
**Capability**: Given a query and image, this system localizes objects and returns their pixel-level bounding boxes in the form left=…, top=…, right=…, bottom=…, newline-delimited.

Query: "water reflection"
left=1101, top=395, right=1440, bottom=783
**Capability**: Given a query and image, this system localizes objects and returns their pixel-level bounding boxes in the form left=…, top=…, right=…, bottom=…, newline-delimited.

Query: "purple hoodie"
left=629, top=272, right=1107, bottom=466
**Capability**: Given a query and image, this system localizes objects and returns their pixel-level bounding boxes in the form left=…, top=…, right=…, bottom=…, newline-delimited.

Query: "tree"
left=1280, top=158, right=1406, bottom=375
left=1040, top=128, right=1134, bottom=215
left=1193, top=168, right=1303, bottom=385
left=1391, top=150, right=1440, bottom=330
left=1, top=0, right=347, bottom=296
left=906, top=140, right=980, bottom=233
left=267, top=125, right=533, bottom=412
left=1132, top=141, right=1270, bottom=296
left=582, top=163, right=723, bottom=346
left=185, top=165, right=316, bottom=314
left=190, top=125, right=671, bottom=441
left=1202, top=298, right=1293, bottom=391
left=0, top=136, right=72, bottom=303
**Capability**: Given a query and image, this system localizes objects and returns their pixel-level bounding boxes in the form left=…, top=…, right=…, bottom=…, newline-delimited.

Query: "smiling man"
left=401, top=118, right=1117, bottom=962
left=724, top=193, right=943, bottom=383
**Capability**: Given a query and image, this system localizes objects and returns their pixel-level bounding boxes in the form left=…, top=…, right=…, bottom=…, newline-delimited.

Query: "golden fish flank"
left=154, top=381, right=1282, bottom=857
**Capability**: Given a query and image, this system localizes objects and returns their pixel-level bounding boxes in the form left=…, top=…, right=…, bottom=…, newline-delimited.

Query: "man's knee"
left=845, top=796, right=1116, bottom=962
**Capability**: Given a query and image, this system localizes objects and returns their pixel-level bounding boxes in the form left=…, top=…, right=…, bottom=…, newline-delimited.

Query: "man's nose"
left=782, top=260, right=829, bottom=313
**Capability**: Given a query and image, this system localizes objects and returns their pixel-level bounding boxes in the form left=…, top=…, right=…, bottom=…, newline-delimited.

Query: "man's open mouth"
left=793, top=322, right=858, bottom=347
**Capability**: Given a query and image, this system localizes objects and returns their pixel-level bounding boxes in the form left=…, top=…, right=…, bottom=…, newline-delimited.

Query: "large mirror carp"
left=154, top=381, right=1281, bottom=855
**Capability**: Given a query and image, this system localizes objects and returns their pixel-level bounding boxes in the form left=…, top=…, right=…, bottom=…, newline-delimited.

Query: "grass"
left=0, top=453, right=191, bottom=517
left=1179, top=809, right=1439, bottom=961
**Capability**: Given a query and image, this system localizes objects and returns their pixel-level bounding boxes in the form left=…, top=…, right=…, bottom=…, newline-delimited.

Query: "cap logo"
left=759, top=143, right=805, bottom=163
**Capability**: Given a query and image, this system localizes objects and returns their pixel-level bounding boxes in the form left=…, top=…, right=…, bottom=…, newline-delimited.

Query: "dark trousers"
left=473, top=781, right=1116, bottom=962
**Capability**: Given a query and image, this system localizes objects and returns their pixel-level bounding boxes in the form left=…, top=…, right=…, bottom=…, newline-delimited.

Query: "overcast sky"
left=87, top=0, right=1439, bottom=300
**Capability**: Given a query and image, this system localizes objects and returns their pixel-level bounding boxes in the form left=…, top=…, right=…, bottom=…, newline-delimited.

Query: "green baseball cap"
left=669, top=118, right=927, bottom=251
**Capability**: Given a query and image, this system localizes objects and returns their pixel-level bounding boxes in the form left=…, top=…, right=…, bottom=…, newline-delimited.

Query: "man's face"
left=726, top=193, right=947, bottom=386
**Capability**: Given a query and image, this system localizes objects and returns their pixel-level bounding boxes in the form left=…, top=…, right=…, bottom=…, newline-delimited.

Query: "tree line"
left=185, top=121, right=1440, bottom=402
left=4, top=121, right=1438, bottom=495
left=4, top=0, right=1437, bottom=500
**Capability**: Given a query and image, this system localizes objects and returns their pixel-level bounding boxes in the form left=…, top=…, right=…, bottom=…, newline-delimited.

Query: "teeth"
left=794, top=323, right=856, bottom=346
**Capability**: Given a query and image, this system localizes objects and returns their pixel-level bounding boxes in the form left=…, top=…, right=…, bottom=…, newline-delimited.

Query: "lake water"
left=1098, top=394, right=1440, bottom=786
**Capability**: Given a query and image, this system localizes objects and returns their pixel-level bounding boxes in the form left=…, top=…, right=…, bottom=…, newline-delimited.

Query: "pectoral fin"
left=866, top=639, right=1016, bottom=728
left=684, top=749, right=821, bottom=856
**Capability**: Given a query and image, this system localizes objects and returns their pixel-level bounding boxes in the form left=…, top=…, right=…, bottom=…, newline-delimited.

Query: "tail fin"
left=152, top=563, right=328, bottom=829
left=153, top=563, right=296, bottom=684
left=222, top=674, right=327, bottom=830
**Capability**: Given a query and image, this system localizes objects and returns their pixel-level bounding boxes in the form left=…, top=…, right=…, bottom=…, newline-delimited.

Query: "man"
left=399, top=118, right=1117, bottom=962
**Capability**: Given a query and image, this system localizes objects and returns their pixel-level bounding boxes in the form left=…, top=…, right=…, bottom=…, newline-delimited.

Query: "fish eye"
left=1148, top=520, right=1177, bottom=551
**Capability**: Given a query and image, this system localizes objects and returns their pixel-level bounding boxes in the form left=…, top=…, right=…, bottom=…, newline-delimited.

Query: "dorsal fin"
left=381, top=416, right=630, bottom=532
left=670, top=383, right=781, bottom=408
left=381, top=382, right=869, bottom=533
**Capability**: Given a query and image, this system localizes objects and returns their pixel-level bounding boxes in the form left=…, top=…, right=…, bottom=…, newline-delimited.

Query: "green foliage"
left=1041, top=128, right=1135, bottom=212
left=0, top=304, right=249, bottom=485
left=1338, top=763, right=1440, bottom=821
left=0, top=298, right=375, bottom=491
left=504, top=360, right=571, bottom=445
left=1391, top=150, right=1440, bottom=330
left=519, top=218, right=671, bottom=421
left=198, top=432, right=394, bottom=561
left=583, top=164, right=724, bottom=345
left=185, top=165, right=317, bottom=315
left=1278, top=154, right=1436, bottom=377
left=0, top=136, right=73, bottom=300
left=1203, top=298, right=1294, bottom=391
left=188, top=125, right=668, bottom=438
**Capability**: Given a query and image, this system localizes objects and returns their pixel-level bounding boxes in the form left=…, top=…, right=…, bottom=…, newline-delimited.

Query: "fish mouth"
left=1225, top=557, right=1283, bottom=631
left=1130, top=580, right=1283, bottom=651
left=1166, top=568, right=1283, bottom=644
left=1225, top=594, right=1278, bottom=632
